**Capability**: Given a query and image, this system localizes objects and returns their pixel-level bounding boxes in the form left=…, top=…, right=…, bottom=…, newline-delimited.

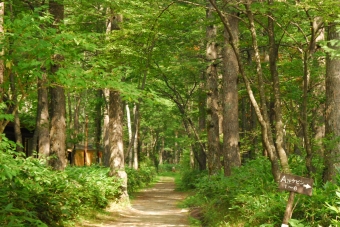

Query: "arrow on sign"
left=303, top=184, right=312, bottom=189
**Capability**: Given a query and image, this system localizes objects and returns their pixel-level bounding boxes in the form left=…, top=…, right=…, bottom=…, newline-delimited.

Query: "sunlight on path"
left=80, top=176, right=190, bottom=227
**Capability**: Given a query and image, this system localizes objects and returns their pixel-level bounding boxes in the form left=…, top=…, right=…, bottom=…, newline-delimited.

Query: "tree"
left=9, top=70, right=23, bottom=152
left=221, top=9, right=241, bottom=176
left=208, top=0, right=280, bottom=180
left=0, top=2, right=3, bottom=102
left=206, top=0, right=221, bottom=174
left=36, top=73, right=50, bottom=158
left=267, top=0, right=289, bottom=174
left=48, top=0, right=67, bottom=170
left=324, top=19, right=340, bottom=182
left=0, top=2, right=4, bottom=127
left=108, top=90, right=128, bottom=200
left=103, top=89, right=110, bottom=167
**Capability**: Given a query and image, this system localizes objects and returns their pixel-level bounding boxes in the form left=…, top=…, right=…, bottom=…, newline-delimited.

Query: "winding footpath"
left=79, top=176, right=190, bottom=227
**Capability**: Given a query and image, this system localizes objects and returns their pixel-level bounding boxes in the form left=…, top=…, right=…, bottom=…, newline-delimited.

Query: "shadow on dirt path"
left=79, top=176, right=190, bottom=227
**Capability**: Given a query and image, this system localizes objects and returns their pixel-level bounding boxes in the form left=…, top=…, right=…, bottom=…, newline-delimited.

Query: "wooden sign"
left=278, top=173, right=314, bottom=196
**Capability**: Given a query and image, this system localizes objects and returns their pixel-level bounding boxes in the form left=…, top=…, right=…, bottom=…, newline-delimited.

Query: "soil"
left=78, top=176, right=190, bottom=227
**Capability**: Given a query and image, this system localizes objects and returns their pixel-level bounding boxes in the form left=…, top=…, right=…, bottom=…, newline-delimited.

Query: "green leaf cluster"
left=0, top=137, right=122, bottom=226
left=180, top=157, right=337, bottom=227
left=125, top=165, right=157, bottom=194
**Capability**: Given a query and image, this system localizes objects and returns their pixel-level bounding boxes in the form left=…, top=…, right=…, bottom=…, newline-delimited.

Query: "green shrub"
left=126, top=165, right=157, bottom=194
left=65, top=166, right=122, bottom=209
left=158, top=163, right=181, bottom=173
left=0, top=136, right=122, bottom=226
left=182, top=157, right=339, bottom=226
left=179, top=169, right=208, bottom=190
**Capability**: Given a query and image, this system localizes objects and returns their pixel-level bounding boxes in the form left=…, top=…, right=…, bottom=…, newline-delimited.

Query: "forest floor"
left=76, top=176, right=191, bottom=227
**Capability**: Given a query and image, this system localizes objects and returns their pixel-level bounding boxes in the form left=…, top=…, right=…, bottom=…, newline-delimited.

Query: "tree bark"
left=206, top=0, right=221, bottom=174
left=133, top=104, right=139, bottom=170
left=268, top=0, right=289, bottom=173
left=209, top=0, right=281, bottom=181
left=103, top=88, right=110, bottom=167
left=324, top=20, right=340, bottom=182
left=0, top=2, right=6, bottom=136
left=108, top=90, right=128, bottom=200
left=49, top=85, right=67, bottom=170
left=282, top=192, right=295, bottom=225
left=48, top=0, right=66, bottom=170
left=37, top=74, right=50, bottom=158
left=0, top=2, right=4, bottom=104
left=222, top=13, right=241, bottom=176
left=95, top=90, right=102, bottom=164
left=174, top=131, right=179, bottom=164
left=9, top=73, right=23, bottom=153
left=159, top=137, right=164, bottom=165
left=181, top=113, right=206, bottom=170
left=301, top=15, right=324, bottom=176
left=126, top=104, right=133, bottom=168
left=198, top=73, right=207, bottom=170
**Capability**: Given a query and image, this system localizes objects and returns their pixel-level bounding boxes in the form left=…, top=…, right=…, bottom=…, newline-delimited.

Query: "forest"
left=1, top=0, right=340, bottom=226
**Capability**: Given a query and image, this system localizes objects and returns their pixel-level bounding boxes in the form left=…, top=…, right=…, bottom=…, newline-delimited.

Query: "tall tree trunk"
left=181, top=112, right=206, bottom=170
left=126, top=103, right=140, bottom=170
left=174, top=131, right=179, bottom=164
left=94, top=90, right=102, bottom=164
left=190, top=147, right=195, bottom=169
left=198, top=73, right=207, bottom=170
left=37, top=74, right=50, bottom=158
left=108, top=90, right=128, bottom=200
left=206, top=0, right=221, bottom=175
left=103, top=89, right=110, bottom=167
left=48, top=0, right=66, bottom=170
left=222, top=13, right=241, bottom=176
left=13, top=111, right=23, bottom=152
left=126, top=104, right=133, bottom=168
left=268, top=1, right=289, bottom=173
left=103, top=8, right=115, bottom=167
left=301, top=15, right=324, bottom=176
left=71, top=94, right=82, bottom=163
left=0, top=2, right=5, bottom=136
left=239, top=1, right=281, bottom=177
left=209, top=0, right=281, bottom=181
left=133, top=104, right=139, bottom=170
left=0, top=1, right=3, bottom=104
left=301, top=50, right=314, bottom=176
left=84, top=115, right=89, bottom=166
left=244, top=1, right=280, bottom=180
left=324, top=20, right=340, bottom=182
left=151, top=130, right=159, bottom=171
left=49, top=86, right=67, bottom=170
left=159, top=137, right=164, bottom=165
left=9, top=73, right=23, bottom=153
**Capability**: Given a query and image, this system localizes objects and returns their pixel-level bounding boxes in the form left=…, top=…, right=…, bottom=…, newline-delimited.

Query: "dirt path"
left=79, top=176, right=190, bottom=227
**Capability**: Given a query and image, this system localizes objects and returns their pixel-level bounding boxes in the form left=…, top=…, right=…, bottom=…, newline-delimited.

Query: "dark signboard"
left=278, top=173, right=314, bottom=196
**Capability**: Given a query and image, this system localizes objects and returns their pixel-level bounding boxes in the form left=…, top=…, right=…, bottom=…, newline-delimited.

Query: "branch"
left=175, top=0, right=207, bottom=9
left=154, top=61, right=185, bottom=106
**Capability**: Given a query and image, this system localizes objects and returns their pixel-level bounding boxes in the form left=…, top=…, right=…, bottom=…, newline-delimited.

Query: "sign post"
left=278, top=173, right=314, bottom=227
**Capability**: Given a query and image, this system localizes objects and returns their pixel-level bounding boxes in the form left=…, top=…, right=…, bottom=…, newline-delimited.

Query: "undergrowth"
left=181, top=156, right=340, bottom=227
left=0, top=135, right=157, bottom=226
left=126, top=164, right=157, bottom=194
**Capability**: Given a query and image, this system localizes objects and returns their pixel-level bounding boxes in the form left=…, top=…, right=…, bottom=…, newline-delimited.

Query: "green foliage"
left=179, top=169, right=208, bottom=191
left=126, top=165, right=157, bottom=194
left=181, top=157, right=338, bottom=227
left=0, top=103, right=14, bottom=122
left=0, top=138, right=122, bottom=226
left=326, top=190, right=340, bottom=226
left=158, top=163, right=177, bottom=173
left=65, top=166, right=122, bottom=209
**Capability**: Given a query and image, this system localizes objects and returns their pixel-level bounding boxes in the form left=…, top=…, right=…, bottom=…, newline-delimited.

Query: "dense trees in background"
left=1, top=0, right=340, bottom=189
